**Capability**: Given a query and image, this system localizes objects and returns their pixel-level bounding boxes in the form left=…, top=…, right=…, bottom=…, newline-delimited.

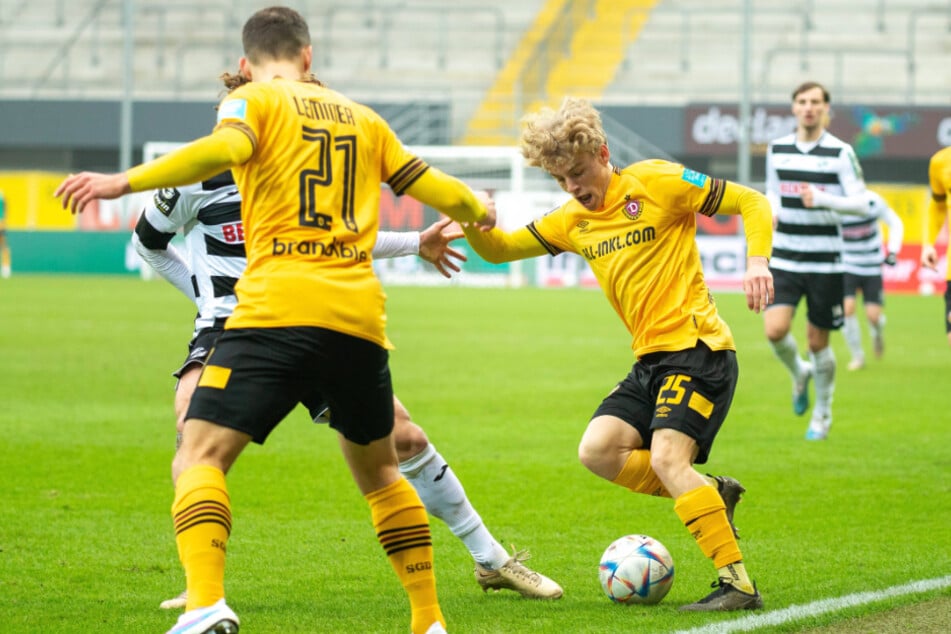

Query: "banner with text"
left=685, top=104, right=951, bottom=159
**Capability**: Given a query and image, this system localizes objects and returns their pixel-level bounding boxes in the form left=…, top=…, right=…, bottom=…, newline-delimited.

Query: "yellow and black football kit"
left=464, top=159, right=771, bottom=594
left=129, top=78, right=487, bottom=348
left=217, top=79, right=474, bottom=346
left=127, top=77, right=485, bottom=627
left=465, top=159, right=772, bottom=358
left=126, top=78, right=487, bottom=443
left=464, top=159, right=771, bottom=458
left=926, top=147, right=951, bottom=332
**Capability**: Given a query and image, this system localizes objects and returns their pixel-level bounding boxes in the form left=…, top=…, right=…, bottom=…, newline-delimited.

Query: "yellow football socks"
left=612, top=449, right=670, bottom=497
left=172, top=464, right=231, bottom=611
left=674, top=484, right=754, bottom=593
left=366, top=477, right=444, bottom=634
left=718, top=561, right=754, bottom=594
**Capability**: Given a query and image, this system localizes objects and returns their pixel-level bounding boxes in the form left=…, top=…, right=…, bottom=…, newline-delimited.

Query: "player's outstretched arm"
left=801, top=184, right=870, bottom=216
left=373, top=218, right=467, bottom=279
left=404, top=168, right=495, bottom=230
left=55, top=128, right=252, bottom=214
left=461, top=220, right=549, bottom=264
left=716, top=181, right=774, bottom=313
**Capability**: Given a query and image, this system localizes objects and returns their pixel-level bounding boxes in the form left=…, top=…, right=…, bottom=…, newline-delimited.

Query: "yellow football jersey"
left=214, top=79, right=428, bottom=347
left=926, top=146, right=951, bottom=281
left=529, top=160, right=734, bottom=358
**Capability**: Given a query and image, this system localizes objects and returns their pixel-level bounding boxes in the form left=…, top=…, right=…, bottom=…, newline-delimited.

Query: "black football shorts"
left=186, top=326, right=394, bottom=445
left=592, top=340, right=738, bottom=464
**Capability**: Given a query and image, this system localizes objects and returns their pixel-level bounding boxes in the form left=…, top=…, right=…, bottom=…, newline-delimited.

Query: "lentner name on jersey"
left=214, top=79, right=430, bottom=346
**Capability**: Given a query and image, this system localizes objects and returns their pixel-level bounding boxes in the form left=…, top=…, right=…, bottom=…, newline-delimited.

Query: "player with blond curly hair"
left=462, top=97, right=773, bottom=612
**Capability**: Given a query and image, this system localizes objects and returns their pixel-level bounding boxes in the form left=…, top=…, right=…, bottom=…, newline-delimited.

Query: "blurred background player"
left=804, top=188, right=904, bottom=369
left=462, top=97, right=773, bottom=612
left=763, top=81, right=868, bottom=441
left=0, top=188, right=10, bottom=278
left=921, top=145, right=951, bottom=348
left=131, top=172, right=562, bottom=610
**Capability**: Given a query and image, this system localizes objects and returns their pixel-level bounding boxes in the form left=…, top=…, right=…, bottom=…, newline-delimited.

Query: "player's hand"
left=472, top=191, right=497, bottom=231
left=418, top=216, right=467, bottom=279
left=799, top=183, right=816, bottom=208
left=884, top=252, right=898, bottom=266
left=920, top=245, right=939, bottom=270
left=54, top=171, right=131, bottom=214
left=743, top=256, right=773, bottom=314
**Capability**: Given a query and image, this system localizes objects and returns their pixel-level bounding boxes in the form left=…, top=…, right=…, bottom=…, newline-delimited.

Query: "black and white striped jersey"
left=133, top=171, right=244, bottom=333
left=840, top=191, right=904, bottom=277
left=765, top=131, right=866, bottom=274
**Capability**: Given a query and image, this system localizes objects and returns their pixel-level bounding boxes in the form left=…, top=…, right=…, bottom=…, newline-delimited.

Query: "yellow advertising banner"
left=0, top=171, right=940, bottom=250
left=871, top=184, right=934, bottom=244
left=0, top=171, right=75, bottom=230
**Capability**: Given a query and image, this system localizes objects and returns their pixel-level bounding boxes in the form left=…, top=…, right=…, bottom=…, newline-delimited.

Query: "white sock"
left=810, top=346, right=836, bottom=418
left=842, top=315, right=864, bottom=361
left=400, top=443, right=509, bottom=569
left=771, top=333, right=807, bottom=382
left=869, top=315, right=885, bottom=340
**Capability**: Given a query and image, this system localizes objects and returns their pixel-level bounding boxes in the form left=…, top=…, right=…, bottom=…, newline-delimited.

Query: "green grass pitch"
left=1, top=275, right=948, bottom=633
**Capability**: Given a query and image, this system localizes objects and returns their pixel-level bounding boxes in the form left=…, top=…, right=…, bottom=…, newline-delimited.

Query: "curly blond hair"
left=519, top=97, right=607, bottom=174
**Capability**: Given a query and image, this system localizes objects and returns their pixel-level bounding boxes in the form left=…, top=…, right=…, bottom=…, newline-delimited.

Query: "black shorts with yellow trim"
left=592, top=340, right=738, bottom=464
left=186, top=326, right=394, bottom=445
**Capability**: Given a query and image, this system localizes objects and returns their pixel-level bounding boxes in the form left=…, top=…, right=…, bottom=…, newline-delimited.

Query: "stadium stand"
left=0, top=1, right=541, bottom=96
left=460, top=0, right=658, bottom=145
left=0, top=0, right=947, bottom=143
left=606, top=0, right=951, bottom=106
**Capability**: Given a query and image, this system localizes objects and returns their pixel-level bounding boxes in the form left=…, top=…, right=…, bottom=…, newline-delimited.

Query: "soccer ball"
left=598, top=534, right=674, bottom=605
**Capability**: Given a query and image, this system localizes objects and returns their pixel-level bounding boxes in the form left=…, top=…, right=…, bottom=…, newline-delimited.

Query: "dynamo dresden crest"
left=623, top=198, right=643, bottom=221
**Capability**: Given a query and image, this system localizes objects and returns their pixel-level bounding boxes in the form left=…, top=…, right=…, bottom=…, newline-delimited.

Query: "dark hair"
left=241, top=6, right=311, bottom=64
left=218, top=69, right=324, bottom=99
left=791, top=81, right=830, bottom=103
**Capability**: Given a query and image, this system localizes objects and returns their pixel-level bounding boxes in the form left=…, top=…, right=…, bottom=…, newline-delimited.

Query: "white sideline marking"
left=673, top=575, right=951, bottom=634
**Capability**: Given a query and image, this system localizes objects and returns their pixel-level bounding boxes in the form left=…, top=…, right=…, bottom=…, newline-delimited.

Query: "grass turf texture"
left=1, top=275, right=948, bottom=633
